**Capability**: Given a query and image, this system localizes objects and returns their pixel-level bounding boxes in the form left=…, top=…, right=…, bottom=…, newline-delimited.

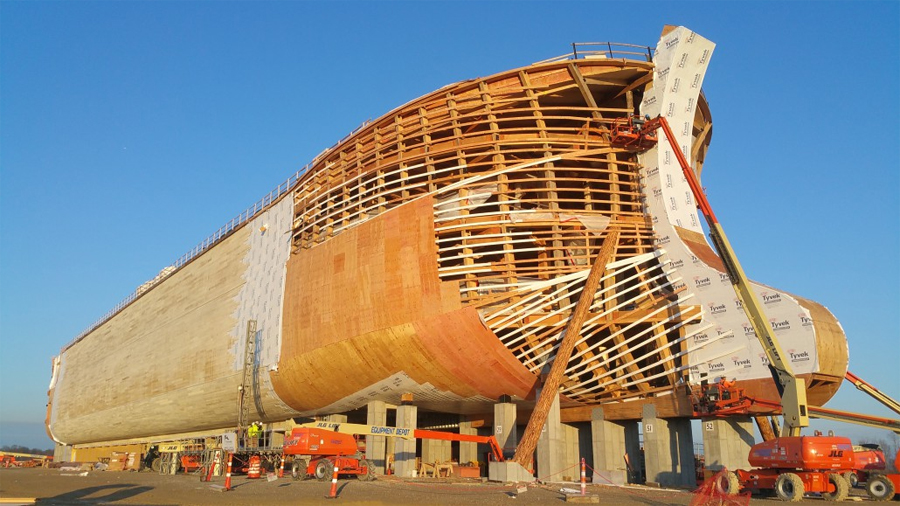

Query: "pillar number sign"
left=705, top=421, right=714, bottom=432
left=644, top=423, right=653, bottom=434
left=496, top=425, right=502, bottom=435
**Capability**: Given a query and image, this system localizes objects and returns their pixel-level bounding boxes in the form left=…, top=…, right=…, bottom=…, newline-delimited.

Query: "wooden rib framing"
left=287, top=57, right=710, bottom=405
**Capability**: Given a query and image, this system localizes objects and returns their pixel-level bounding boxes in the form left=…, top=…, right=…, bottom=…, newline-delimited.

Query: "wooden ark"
left=46, top=26, right=847, bottom=447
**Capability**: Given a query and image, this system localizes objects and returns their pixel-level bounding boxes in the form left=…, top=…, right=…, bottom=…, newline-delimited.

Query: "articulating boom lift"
left=282, top=421, right=505, bottom=481
left=612, top=115, right=859, bottom=501
left=613, top=115, right=809, bottom=434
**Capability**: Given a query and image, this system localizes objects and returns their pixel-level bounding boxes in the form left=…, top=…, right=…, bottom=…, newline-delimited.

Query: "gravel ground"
left=0, top=467, right=873, bottom=506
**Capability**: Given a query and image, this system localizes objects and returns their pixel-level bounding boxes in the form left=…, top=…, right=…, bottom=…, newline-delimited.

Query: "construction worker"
left=632, top=114, right=646, bottom=133
left=720, top=377, right=736, bottom=400
left=247, top=422, right=262, bottom=448
left=142, top=445, right=160, bottom=472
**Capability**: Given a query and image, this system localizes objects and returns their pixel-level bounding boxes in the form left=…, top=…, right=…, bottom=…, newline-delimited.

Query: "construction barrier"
left=326, top=463, right=339, bottom=499
left=224, top=453, right=234, bottom=491
left=248, top=455, right=261, bottom=479
left=689, top=469, right=750, bottom=506
left=580, top=458, right=586, bottom=496
left=204, top=450, right=220, bottom=482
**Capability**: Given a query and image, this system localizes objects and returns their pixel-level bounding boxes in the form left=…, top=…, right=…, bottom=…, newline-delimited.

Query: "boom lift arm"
left=298, top=421, right=506, bottom=462
left=616, top=115, right=809, bottom=435
left=844, top=371, right=900, bottom=416
left=693, top=380, right=900, bottom=433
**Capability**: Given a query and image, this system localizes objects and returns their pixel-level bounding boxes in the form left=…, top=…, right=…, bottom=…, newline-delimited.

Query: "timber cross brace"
left=513, top=230, right=620, bottom=466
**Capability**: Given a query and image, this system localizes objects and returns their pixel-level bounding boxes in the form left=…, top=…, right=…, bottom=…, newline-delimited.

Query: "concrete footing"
left=459, top=419, right=478, bottom=465
left=562, top=424, right=579, bottom=478
left=701, top=416, right=754, bottom=472
left=421, top=437, right=451, bottom=464
left=537, top=395, right=564, bottom=481
left=564, top=494, right=600, bottom=504
left=590, top=407, right=629, bottom=485
left=494, top=400, right=517, bottom=459
left=365, top=400, right=387, bottom=474
left=642, top=404, right=695, bottom=488
left=394, top=404, right=417, bottom=478
left=488, top=461, right=535, bottom=483
left=323, top=414, right=348, bottom=423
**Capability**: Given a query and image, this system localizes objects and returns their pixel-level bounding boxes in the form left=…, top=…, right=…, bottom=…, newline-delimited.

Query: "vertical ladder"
left=238, top=320, right=257, bottom=446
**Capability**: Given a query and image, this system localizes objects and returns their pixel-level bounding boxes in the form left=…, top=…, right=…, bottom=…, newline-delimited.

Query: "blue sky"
left=1, top=1, right=897, bottom=450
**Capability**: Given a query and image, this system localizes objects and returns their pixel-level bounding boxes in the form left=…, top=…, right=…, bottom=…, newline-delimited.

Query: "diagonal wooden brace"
left=512, top=230, right=620, bottom=466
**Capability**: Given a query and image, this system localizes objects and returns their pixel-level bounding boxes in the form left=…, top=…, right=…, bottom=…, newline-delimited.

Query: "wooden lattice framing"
left=289, top=57, right=711, bottom=404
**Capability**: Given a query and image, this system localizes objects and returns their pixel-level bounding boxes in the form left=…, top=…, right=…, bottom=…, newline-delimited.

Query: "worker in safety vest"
left=247, top=422, right=262, bottom=448
left=719, top=377, right=736, bottom=400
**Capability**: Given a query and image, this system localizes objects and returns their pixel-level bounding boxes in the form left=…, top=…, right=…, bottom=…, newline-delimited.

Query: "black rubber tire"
left=843, top=471, right=858, bottom=488
left=716, top=471, right=741, bottom=496
left=356, top=459, right=375, bottom=481
left=150, top=457, right=162, bottom=473
left=822, top=473, right=849, bottom=501
left=867, top=475, right=897, bottom=502
left=774, top=472, right=805, bottom=502
left=291, top=459, right=308, bottom=481
left=315, top=459, right=333, bottom=482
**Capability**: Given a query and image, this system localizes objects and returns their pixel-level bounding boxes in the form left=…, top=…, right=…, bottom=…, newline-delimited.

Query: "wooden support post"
left=754, top=415, right=777, bottom=441
left=512, top=230, right=619, bottom=466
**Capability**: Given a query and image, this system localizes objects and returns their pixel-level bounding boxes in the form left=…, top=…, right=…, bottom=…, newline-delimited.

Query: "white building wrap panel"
left=639, top=27, right=819, bottom=384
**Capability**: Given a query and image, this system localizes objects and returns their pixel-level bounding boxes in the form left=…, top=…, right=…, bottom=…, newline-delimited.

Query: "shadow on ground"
left=35, top=483, right=163, bottom=505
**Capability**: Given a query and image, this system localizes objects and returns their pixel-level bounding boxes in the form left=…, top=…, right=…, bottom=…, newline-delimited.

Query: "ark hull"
left=47, top=27, right=847, bottom=447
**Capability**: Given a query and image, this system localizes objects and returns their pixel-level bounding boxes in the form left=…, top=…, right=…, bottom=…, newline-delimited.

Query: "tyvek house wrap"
left=639, top=27, right=820, bottom=383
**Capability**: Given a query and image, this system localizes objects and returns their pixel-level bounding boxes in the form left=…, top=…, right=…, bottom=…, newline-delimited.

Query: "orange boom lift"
left=612, top=115, right=898, bottom=501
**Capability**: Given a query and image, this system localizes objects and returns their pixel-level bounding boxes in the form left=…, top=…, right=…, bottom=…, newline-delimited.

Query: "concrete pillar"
left=324, top=413, right=348, bottom=423
left=422, top=438, right=451, bottom=464
left=459, top=420, right=478, bottom=465
left=670, top=417, right=696, bottom=486
left=641, top=404, right=696, bottom=488
left=591, top=407, right=629, bottom=485
left=493, top=401, right=517, bottom=459
left=563, top=424, right=580, bottom=479
left=394, top=404, right=418, bottom=478
left=366, top=400, right=387, bottom=474
left=701, top=416, right=754, bottom=473
left=168, top=452, right=180, bottom=475
left=54, top=444, right=72, bottom=464
left=537, top=394, right=565, bottom=481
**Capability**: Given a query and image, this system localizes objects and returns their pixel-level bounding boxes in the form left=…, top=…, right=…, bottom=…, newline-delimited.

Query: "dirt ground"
left=0, top=467, right=873, bottom=506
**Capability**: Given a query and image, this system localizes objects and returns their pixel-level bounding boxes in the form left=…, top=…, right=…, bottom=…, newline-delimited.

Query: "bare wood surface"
left=754, top=416, right=777, bottom=441
left=273, top=198, right=538, bottom=411
left=50, top=45, right=847, bottom=450
left=512, top=230, right=619, bottom=466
